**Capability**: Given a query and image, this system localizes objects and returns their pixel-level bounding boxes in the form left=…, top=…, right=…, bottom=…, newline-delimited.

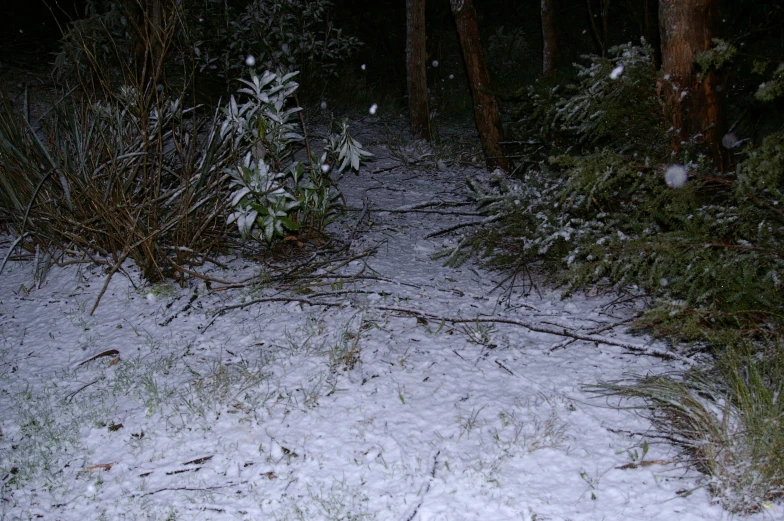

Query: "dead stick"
left=214, top=297, right=343, bottom=316
left=377, top=307, right=693, bottom=365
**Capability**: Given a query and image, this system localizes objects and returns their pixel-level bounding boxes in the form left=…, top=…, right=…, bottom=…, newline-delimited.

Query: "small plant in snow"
left=325, top=119, right=374, bottom=174
left=228, top=155, right=300, bottom=241
left=223, top=70, right=354, bottom=242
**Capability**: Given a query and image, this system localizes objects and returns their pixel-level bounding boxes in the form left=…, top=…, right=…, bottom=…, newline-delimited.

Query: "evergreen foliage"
left=453, top=42, right=783, bottom=344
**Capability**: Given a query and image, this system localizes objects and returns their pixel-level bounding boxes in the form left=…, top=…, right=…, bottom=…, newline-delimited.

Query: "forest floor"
left=0, top=117, right=769, bottom=521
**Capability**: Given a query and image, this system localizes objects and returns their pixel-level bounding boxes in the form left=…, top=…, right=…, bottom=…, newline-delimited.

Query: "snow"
left=609, top=65, right=624, bottom=80
left=722, top=132, right=741, bottom=149
left=665, top=165, right=688, bottom=188
left=0, top=119, right=771, bottom=521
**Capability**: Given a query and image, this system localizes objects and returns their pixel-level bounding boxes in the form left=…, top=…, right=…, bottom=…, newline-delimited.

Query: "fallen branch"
left=214, top=296, right=344, bottom=316
left=424, top=221, right=484, bottom=239
left=377, top=307, right=693, bottom=365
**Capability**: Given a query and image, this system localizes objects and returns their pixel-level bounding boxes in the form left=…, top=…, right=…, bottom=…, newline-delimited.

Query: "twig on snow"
left=424, top=221, right=484, bottom=239
left=403, top=450, right=440, bottom=521
left=377, top=306, right=694, bottom=365
left=495, top=360, right=514, bottom=375
left=214, top=296, right=344, bottom=316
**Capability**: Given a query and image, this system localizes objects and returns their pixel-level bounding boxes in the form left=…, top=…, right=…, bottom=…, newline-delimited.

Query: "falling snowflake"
left=664, top=165, right=688, bottom=188
left=361, top=64, right=366, bottom=70
left=369, top=103, right=378, bottom=115
left=321, top=163, right=331, bottom=173
left=432, top=60, right=439, bottom=67
left=320, top=101, right=327, bottom=110
left=609, top=64, right=624, bottom=80
left=722, top=132, right=741, bottom=149
left=245, top=55, right=256, bottom=66
left=449, top=74, right=454, bottom=80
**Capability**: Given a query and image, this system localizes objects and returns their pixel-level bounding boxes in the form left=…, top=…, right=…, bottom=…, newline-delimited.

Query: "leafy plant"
left=224, top=70, right=364, bottom=242
left=324, top=119, right=374, bottom=174
left=188, top=0, right=361, bottom=82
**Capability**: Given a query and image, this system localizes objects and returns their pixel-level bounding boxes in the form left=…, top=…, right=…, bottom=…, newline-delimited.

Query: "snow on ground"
left=0, top=118, right=769, bottom=520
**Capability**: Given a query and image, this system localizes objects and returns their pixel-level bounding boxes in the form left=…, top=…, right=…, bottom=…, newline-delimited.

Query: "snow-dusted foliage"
left=552, top=42, right=666, bottom=152
left=222, top=70, right=363, bottom=242
left=454, top=41, right=784, bottom=345
left=324, top=119, right=374, bottom=174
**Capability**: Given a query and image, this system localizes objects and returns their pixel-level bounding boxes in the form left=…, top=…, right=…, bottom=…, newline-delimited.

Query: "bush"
left=508, top=42, right=667, bottom=163
left=449, top=39, right=784, bottom=344
left=188, top=0, right=361, bottom=83
left=0, top=85, right=236, bottom=282
left=2, top=0, right=372, bottom=286
left=53, top=0, right=361, bottom=95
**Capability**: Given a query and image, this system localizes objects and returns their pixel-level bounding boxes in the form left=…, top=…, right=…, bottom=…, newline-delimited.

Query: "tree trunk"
left=541, top=0, right=558, bottom=77
left=659, top=0, right=727, bottom=168
left=587, top=0, right=611, bottom=57
left=449, top=0, right=508, bottom=172
left=406, top=0, right=431, bottom=141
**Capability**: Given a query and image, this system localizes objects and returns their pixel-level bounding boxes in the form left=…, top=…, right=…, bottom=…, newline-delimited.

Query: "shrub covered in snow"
left=509, top=42, right=667, bottom=161
left=456, top=41, right=784, bottom=345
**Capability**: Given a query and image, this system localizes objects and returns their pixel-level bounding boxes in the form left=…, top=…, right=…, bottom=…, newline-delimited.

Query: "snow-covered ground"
left=0, top=119, right=768, bottom=520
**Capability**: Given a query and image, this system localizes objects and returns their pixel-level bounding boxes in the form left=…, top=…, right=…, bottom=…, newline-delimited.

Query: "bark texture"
left=659, top=0, right=727, bottom=167
left=406, top=0, right=431, bottom=141
left=541, top=0, right=558, bottom=77
left=449, top=0, right=508, bottom=172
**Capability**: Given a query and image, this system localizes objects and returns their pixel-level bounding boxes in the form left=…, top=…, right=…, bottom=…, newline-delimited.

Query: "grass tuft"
left=590, top=340, right=784, bottom=513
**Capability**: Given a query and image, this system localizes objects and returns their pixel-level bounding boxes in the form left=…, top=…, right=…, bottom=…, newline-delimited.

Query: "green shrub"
left=450, top=39, right=784, bottom=343
left=187, top=0, right=361, bottom=83
left=509, top=42, right=667, bottom=162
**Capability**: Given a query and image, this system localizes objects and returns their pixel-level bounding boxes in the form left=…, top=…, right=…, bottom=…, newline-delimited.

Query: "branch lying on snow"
left=425, top=213, right=502, bottom=239
left=214, top=296, right=345, bottom=316
left=377, top=306, right=694, bottom=366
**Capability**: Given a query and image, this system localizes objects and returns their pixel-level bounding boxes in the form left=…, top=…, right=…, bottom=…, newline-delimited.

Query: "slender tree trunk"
left=541, top=0, right=558, bottom=77
left=406, top=0, right=431, bottom=141
left=586, top=0, right=611, bottom=57
left=659, top=0, right=727, bottom=168
left=449, top=0, right=508, bottom=172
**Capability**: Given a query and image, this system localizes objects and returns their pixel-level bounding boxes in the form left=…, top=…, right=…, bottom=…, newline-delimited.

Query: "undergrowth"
left=448, top=40, right=784, bottom=513
left=0, top=0, right=371, bottom=286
